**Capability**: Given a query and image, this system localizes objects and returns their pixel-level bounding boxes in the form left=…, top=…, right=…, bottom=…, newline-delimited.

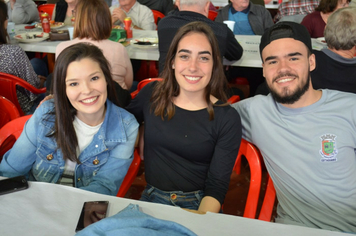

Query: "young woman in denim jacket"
left=0, top=43, right=139, bottom=196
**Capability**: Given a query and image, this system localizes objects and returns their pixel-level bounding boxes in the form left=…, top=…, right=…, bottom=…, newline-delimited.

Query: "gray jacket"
left=215, top=2, right=273, bottom=35
left=7, top=0, right=40, bottom=24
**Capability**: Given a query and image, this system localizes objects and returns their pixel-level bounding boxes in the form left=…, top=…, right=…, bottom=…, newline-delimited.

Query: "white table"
left=0, top=180, right=351, bottom=236
left=265, top=2, right=280, bottom=9
left=15, top=26, right=325, bottom=69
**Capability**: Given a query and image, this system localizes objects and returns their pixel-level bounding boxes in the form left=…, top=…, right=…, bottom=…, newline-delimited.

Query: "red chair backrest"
left=38, top=4, right=55, bottom=19
left=227, top=95, right=240, bottom=104
left=234, top=139, right=277, bottom=221
left=0, top=72, right=46, bottom=116
left=0, top=96, right=20, bottom=129
left=151, top=10, right=165, bottom=29
left=0, top=115, right=31, bottom=160
left=116, top=148, right=142, bottom=197
left=258, top=173, right=276, bottom=221
left=131, top=78, right=163, bottom=98
left=234, top=138, right=263, bottom=219
left=208, top=10, right=218, bottom=21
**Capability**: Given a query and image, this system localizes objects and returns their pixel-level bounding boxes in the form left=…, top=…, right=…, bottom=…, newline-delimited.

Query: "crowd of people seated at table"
left=301, top=0, right=350, bottom=38
left=0, top=0, right=356, bottom=233
left=311, top=7, right=356, bottom=92
left=56, top=0, right=133, bottom=92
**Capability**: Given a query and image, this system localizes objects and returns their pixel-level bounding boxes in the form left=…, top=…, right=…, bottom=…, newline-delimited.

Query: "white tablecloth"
left=0, top=180, right=351, bottom=236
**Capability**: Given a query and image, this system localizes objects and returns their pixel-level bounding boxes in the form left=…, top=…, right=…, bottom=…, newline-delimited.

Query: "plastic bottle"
left=124, top=17, right=133, bottom=39
left=41, top=12, right=50, bottom=33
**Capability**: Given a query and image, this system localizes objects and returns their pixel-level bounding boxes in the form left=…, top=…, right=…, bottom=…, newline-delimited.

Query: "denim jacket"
left=0, top=99, right=139, bottom=196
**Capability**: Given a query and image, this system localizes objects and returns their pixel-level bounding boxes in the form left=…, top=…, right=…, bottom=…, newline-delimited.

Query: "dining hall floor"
left=123, top=158, right=276, bottom=218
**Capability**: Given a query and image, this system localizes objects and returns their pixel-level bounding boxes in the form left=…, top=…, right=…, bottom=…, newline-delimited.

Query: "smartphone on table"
left=0, top=175, right=29, bottom=195
left=75, top=201, right=109, bottom=232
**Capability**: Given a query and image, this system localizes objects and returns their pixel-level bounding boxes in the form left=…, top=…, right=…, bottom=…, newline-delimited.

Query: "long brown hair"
left=73, top=0, right=112, bottom=40
left=52, top=43, right=118, bottom=163
left=152, top=21, right=228, bottom=121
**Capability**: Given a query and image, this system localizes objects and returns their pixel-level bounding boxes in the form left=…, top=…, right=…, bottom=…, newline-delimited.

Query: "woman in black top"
left=126, top=21, right=242, bottom=213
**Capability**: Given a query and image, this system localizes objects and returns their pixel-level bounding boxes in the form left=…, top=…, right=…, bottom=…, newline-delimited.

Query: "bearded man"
left=232, top=22, right=356, bottom=233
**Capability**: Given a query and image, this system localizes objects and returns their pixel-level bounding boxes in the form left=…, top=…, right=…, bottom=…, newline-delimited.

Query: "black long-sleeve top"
left=126, top=82, right=242, bottom=204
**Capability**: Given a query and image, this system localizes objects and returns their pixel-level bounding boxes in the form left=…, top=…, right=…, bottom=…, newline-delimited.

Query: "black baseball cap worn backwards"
left=259, top=21, right=312, bottom=59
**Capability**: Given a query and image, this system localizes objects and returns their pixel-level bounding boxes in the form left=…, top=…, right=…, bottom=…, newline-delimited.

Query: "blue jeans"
left=140, top=184, right=204, bottom=210
left=30, top=57, right=48, bottom=77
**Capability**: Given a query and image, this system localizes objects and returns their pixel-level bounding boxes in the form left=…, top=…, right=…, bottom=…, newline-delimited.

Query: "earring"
left=172, top=64, right=175, bottom=69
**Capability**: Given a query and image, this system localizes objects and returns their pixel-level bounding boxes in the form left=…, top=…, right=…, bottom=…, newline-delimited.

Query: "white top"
left=58, top=117, right=102, bottom=186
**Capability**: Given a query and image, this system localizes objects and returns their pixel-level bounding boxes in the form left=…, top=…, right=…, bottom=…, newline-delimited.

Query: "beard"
left=267, top=71, right=311, bottom=104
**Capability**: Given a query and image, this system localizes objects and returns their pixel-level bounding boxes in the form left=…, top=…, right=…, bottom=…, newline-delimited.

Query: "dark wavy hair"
left=151, top=21, right=228, bottom=121
left=0, top=0, right=8, bottom=44
left=315, top=0, right=350, bottom=13
left=53, top=43, right=119, bottom=162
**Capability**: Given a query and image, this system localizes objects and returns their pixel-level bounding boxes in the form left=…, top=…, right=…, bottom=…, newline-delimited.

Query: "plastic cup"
left=223, top=20, right=235, bottom=33
left=7, top=22, right=15, bottom=38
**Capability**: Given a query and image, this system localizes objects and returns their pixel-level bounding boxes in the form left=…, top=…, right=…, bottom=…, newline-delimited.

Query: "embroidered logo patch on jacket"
left=319, top=134, right=338, bottom=162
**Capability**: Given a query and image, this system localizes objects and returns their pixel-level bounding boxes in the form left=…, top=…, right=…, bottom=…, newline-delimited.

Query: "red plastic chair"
left=234, top=138, right=263, bottom=219
left=0, top=72, right=46, bottom=116
left=227, top=95, right=240, bottom=104
left=37, top=3, right=55, bottom=19
left=236, top=140, right=277, bottom=221
left=208, top=10, right=218, bottom=21
left=151, top=10, right=165, bottom=29
left=131, top=78, right=163, bottom=98
left=0, top=96, right=21, bottom=129
left=0, top=115, right=31, bottom=160
left=258, top=173, right=277, bottom=221
left=116, top=148, right=142, bottom=197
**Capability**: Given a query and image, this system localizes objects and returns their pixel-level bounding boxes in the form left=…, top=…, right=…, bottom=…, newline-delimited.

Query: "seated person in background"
left=0, top=1, right=44, bottom=114
left=52, top=0, right=78, bottom=26
left=137, top=0, right=174, bottom=15
left=157, top=0, right=243, bottom=75
left=233, top=22, right=356, bottom=232
left=312, top=7, right=356, bottom=93
left=215, top=0, right=274, bottom=35
left=56, top=0, right=133, bottom=92
left=274, top=0, right=320, bottom=23
left=110, top=0, right=156, bottom=30
left=301, top=0, right=349, bottom=38
left=126, top=22, right=242, bottom=213
left=0, top=43, right=139, bottom=196
left=6, top=0, right=39, bottom=24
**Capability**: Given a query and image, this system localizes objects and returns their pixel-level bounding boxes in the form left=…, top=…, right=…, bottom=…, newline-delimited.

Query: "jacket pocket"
left=32, top=142, right=61, bottom=183
left=77, top=152, right=109, bottom=187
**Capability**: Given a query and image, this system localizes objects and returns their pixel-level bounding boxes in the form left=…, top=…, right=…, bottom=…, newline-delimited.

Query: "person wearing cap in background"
left=232, top=21, right=356, bottom=233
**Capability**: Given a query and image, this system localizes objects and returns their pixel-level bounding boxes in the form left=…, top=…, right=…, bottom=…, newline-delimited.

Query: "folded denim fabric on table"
left=75, top=203, right=197, bottom=236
